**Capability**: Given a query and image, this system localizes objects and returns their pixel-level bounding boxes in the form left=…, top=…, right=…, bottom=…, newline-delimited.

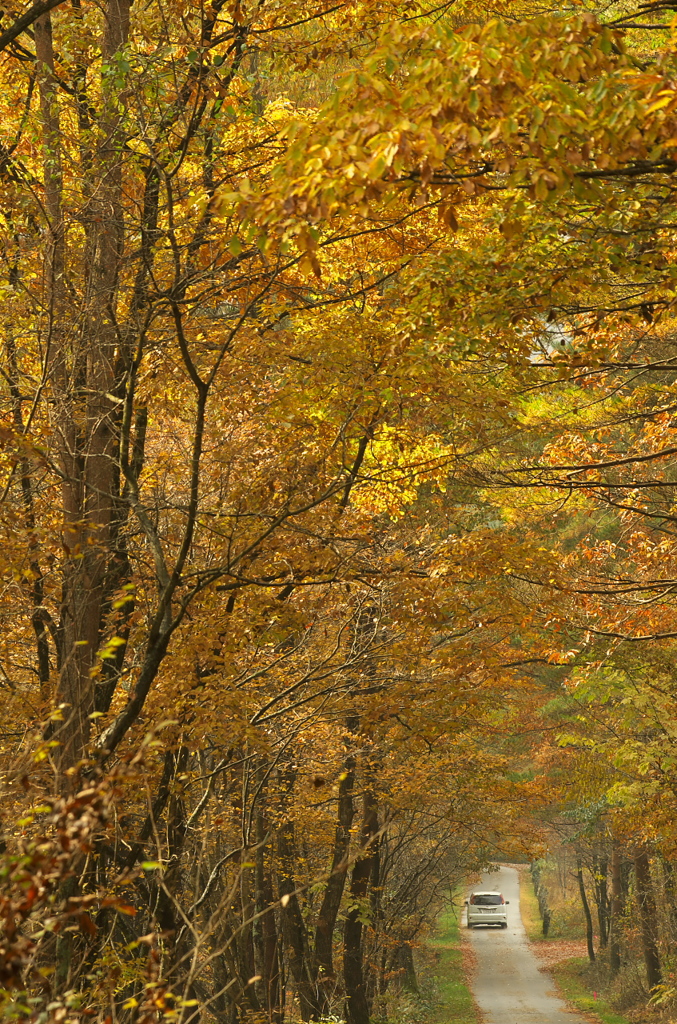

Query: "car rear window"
left=471, top=895, right=504, bottom=905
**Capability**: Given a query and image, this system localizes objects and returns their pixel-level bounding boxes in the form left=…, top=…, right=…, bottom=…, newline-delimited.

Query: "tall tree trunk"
left=34, top=10, right=78, bottom=762
left=393, top=942, right=418, bottom=994
left=13, top=17, right=60, bottom=702
left=147, top=747, right=191, bottom=989
left=662, top=858, right=677, bottom=944
left=592, top=853, right=609, bottom=949
left=239, top=854, right=260, bottom=1012
left=255, top=805, right=281, bottom=1024
left=34, top=11, right=64, bottom=300
left=6, top=338, right=53, bottom=703
left=365, top=815, right=382, bottom=1010
left=277, top=768, right=320, bottom=1022
left=635, top=848, right=662, bottom=992
left=343, top=786, right=379, bottom=1024
left=609, top=844, right=623, bottom=976
left=576, top=858, right=595, bottom=963
left=43, top=0, right=132, bottom=774
left=314, top=725, right=357, bottom=999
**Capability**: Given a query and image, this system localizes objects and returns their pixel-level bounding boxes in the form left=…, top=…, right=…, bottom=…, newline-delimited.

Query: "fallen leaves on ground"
left=531, top=940, right=589, bottom=968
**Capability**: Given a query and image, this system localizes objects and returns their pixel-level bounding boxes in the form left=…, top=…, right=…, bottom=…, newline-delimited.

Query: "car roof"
left=471, top=891, right=503, bottom=895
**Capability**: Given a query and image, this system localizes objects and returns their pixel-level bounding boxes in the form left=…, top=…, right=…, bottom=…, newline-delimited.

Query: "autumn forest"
left=3, top=0, right=677, bottom=1020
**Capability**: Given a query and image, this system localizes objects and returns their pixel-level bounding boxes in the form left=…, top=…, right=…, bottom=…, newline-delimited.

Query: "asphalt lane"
left=465, top=865, right=587, bottom=1024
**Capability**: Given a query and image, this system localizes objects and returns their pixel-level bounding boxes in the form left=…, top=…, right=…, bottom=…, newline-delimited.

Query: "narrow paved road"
left=465, top=865, right=587, bottom=1024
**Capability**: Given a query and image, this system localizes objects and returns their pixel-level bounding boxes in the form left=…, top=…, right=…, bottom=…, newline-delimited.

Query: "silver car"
left=465, top=890, right=509, bottom=928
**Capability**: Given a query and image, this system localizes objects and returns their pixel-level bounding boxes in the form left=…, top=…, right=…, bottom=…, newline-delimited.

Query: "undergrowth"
left=552, top=959, right=634, bottom=1024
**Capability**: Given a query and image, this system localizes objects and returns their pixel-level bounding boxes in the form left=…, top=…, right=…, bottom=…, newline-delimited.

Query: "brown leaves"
left=437, top=203, right=458, bottom=231
left=0, top=773, right=148, bottom=1011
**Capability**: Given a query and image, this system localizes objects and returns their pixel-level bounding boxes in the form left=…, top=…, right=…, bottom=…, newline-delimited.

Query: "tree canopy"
left=3, top=0, right=677, bottom=1020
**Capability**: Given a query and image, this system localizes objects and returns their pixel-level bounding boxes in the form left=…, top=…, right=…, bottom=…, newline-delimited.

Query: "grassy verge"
left=551, top=959, right=632, bottom=1024
left=426, top=906, right=480, bottom=1024
left=517, top=866, right=545, bottom=943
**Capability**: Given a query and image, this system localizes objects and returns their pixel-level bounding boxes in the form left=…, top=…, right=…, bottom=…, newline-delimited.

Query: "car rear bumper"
left=467, top=912, right=507, bottom=925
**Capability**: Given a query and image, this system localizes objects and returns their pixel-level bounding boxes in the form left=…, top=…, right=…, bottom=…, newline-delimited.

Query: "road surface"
left=465, top=865, right=587, bottom=1024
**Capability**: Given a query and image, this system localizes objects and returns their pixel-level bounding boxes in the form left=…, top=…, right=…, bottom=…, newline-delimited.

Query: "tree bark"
left=314, top=733, right=357, bottom=992
left=255, top=806, right=281, bottom=1023
left=343, top=786, right=379, bottom=1024
left=393, top=942, right=418, bottom=994
left=239, top=854, right=260, bottom=1011
left=635, top=848, right=662, bottom=992
left=277, top=768, right=320, bottom=1022
left=576, top=858, right=595, bottom=963
left=6, top=337, right=52, bottom=703
left=592, top=853, right=609, bottom=949
left=44, top=0, right=131, bottom=774
left=662, top=858, right=677, bottom=943
left=609, top=844, right=623, bottom=976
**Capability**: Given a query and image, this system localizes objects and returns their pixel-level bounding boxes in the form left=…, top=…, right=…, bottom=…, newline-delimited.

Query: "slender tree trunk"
left=314, top=725, right=357, bottom=998
left=34, top=12, right=64, bottom=296
left=255, top=806, right=281, bottom=1024
left=393, top=942, right=418, bottom=994
left=6, top=338, right=53, bottom=703
left=277, top=768, right=320, bottom=1022
left=609, top=844, right=623, bottom=976
left=148, top=747, right=190, bottom=987
left=365, top=816, right=382, bottom=1010
left=239, top=854, right=260, bottom=1011
left=343, top=786, right=379, bottom=1024
left=635, top=849, right=662, bottom=992
left=593, top=853, right=609, bottom=949
left=662, top=858, right=677, bottom=943
left=34, top=10, right=84, bottom=769
left=576, top=858, right=595, bottom=963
